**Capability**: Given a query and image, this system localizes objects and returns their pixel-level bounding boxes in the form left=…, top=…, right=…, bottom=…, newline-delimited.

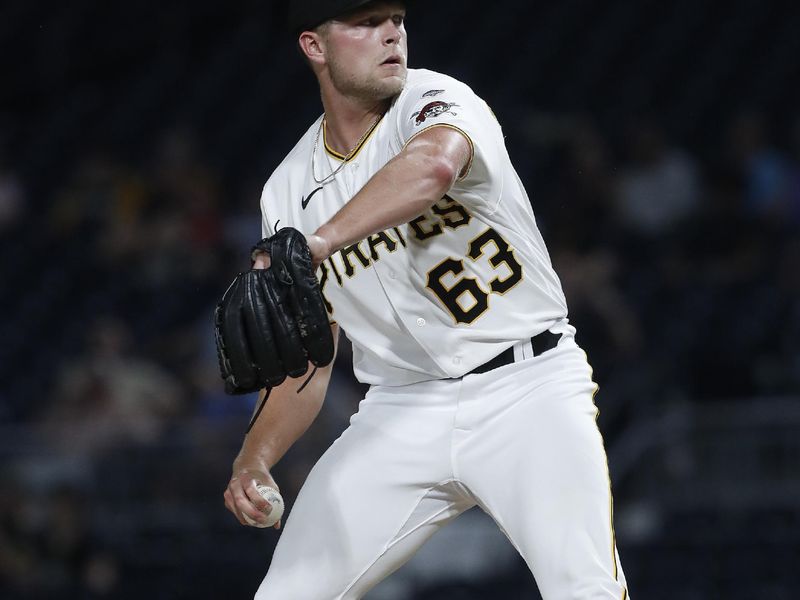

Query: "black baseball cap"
left=288, top=0, right=405, bottom=35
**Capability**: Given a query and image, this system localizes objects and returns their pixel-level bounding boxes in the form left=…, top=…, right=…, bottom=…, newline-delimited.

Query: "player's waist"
left=465, top=329, right=563, bottom=376
left=350, top=319, right=576, bottom=386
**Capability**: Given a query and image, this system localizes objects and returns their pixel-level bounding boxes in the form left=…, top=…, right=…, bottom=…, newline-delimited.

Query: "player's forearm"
left=315, top=151, right=452, bottom=252
left=233, top=360, right=333, bottom=473
left=314, top=130, right=467, bottom=254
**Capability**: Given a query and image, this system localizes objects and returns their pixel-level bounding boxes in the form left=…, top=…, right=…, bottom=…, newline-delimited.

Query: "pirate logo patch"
left=422, top=89, right=445, bottom=98
left=412, top=101, right=459, bottom=126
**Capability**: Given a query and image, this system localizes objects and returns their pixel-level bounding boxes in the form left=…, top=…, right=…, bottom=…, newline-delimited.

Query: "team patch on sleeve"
left=422, top=89, right=445, bottom=97
left=411, top=101, right=460, bottom=126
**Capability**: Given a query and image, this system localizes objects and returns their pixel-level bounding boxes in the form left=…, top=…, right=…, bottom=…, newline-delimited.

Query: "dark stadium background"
left=1, top=0, right=799, bottom=598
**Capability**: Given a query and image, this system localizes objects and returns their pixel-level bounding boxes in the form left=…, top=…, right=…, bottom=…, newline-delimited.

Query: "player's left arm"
left=308, top=125, right=472, bottom=264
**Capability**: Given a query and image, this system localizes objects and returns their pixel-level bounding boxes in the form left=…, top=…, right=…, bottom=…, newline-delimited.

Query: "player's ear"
left=298, top=30, right=326, bottom=67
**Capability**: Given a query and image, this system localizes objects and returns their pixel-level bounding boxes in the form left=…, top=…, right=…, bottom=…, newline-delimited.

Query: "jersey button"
left=416, top=318, right=426, bottom=327
left=453, top=356, right=462, bottom=365
left=389, top=270, right=397, bottom=279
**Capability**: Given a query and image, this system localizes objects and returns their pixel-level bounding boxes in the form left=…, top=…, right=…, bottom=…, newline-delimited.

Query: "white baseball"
left=243, top=485, right=284, bottom=528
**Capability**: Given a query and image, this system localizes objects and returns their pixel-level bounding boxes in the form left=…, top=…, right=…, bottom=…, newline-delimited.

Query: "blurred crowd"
left=538, top=110, right=799, bottom=413
left=3, top=0, right=800, bottom=596
left=1, top=105, right=798, bottom=597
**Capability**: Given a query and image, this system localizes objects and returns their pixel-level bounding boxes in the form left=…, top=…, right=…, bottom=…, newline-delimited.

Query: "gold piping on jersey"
left=402, top=123, right=475, bottom=180
left=323, top=115, right=384, bottom=161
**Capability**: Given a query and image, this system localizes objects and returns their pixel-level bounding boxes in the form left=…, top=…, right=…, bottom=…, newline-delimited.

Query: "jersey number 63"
left=426, top=227, right=523, bottom=324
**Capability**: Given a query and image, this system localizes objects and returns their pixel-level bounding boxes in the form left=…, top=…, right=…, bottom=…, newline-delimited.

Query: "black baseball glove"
left=214, top=227, right=335, bottom=396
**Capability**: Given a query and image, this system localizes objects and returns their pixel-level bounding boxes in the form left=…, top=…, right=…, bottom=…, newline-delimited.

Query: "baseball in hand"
left=243, top=485, right=284, bottom=528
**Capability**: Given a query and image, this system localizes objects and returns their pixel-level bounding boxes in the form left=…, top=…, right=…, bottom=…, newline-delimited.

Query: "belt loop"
left=512, top=340, right=528, bottom=362
left=524, top=338, right=534, bottom=360
left=466, top=330, right=561, bottom=377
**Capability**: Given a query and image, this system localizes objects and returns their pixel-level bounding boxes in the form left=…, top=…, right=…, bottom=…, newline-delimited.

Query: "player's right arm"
left=223, top=316, right=339, bottom=529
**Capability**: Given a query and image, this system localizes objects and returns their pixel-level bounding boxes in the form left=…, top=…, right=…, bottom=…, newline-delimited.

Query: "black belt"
left=468, top=330, right=562, bottom=376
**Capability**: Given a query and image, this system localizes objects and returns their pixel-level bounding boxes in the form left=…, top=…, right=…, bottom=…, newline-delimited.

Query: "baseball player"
left=223, top=1, right=630, bottom=598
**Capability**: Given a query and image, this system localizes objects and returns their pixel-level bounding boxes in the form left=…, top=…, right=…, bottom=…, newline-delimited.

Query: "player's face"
left=323, top=2, right=408, bottom=103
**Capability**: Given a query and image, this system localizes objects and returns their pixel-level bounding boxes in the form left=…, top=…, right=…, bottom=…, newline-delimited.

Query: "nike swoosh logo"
left=301, top=186, right=324, bottom=210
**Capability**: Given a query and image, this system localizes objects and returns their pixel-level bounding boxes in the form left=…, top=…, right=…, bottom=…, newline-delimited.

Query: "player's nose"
left=381, top=19, right=403, bottom=45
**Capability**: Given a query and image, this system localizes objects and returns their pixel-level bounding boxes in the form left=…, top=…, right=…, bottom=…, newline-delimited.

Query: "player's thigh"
left=459, top=343, right=628, bottom=599
left=257, top=381, right=471, bottom=600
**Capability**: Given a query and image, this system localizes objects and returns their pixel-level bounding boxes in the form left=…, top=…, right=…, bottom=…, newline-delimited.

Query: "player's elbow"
left=403, top=127, right=471, bottom=194
left=398, top=147, right=459, bottom=205
left=425, top=154, right=461, bottom=192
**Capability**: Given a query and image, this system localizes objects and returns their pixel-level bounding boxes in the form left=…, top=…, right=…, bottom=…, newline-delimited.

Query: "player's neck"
left=320, top=93, right=389, bottom=157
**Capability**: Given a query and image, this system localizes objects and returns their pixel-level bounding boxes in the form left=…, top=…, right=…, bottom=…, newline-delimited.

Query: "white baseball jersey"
left=260, top=68, right=572, bottom=386
left=254, top=67, right=629, bottom=600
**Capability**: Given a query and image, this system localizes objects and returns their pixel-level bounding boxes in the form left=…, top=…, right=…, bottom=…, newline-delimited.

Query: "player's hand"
left=253, top=236, right=327, bottom=268
left=252, top=252, right=271, bottom=270
left=224, top=468, right=282, bottom=529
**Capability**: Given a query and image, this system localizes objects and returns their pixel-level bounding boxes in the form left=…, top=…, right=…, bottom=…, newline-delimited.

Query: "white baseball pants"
left=255, top=334, right=629, bottom=599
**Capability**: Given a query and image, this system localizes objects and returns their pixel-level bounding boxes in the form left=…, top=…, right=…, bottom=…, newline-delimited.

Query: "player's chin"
left=376, top=71, right=407, bottom=96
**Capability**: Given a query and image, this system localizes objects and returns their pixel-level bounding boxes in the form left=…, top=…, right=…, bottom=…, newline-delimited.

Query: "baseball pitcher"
left=217, top=1, right=630, bottom=598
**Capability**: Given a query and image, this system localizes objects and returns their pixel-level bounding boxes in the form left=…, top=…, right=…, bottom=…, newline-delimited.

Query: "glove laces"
left=245, top=367, right=319, bottom=434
